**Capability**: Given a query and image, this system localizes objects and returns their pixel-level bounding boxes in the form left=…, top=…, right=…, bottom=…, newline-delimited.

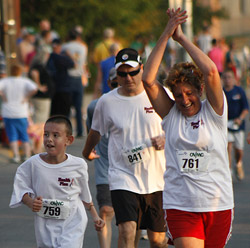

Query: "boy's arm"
left=82, top=201, right=105, bottom=231
left=22, top=193, right=43, bottom=212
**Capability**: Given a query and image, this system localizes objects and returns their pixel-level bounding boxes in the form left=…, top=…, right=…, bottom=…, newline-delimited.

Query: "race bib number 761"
left=176, top=150, right=209, bottom=173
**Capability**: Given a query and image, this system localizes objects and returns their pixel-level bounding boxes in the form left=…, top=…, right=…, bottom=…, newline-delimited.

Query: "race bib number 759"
left=37, top=199, right=70, bottom=220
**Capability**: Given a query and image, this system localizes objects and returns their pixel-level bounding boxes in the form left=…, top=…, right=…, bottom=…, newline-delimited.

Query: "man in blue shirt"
left=223, top=69, right=249, bottom=180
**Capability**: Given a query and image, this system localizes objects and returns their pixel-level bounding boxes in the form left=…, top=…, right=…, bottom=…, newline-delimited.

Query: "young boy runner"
left=9, top=115, right=105, bottom=248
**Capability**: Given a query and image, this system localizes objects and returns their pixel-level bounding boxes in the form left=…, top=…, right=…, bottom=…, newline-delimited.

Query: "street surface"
left=1, top=93, right=250, bottom=247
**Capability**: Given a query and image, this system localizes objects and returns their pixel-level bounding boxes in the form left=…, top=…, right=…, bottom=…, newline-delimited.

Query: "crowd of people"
left=1, top=6, right=250, bottom=248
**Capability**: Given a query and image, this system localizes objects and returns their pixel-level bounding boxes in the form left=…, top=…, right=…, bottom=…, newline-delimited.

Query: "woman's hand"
left=166, top=8, right=187, bottom=41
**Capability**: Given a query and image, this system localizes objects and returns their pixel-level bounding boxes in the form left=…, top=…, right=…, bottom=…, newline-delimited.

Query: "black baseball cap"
left=115, top=48, right=142, bottom=69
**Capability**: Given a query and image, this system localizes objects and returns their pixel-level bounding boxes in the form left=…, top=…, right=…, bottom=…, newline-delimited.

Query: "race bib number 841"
left=122, top=144, right=150, bottom=166
left=176, top=150, right=209, bottom=173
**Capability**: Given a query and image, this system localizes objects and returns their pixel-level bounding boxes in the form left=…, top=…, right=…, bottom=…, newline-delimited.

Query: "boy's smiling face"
left=43, top=122, right=73, bottom=161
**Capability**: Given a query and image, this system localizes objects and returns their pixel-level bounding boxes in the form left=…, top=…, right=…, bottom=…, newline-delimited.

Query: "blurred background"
left=1, top=0, right=250, bottom=91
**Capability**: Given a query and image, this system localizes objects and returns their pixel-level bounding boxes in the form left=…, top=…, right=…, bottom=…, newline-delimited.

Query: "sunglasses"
left=117, top=68, right=140, bottom=77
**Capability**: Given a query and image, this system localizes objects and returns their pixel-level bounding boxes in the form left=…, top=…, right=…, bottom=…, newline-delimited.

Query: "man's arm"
left=82, top=129, right=101, bottom=160
left=234, top=109, right=249, bottom=126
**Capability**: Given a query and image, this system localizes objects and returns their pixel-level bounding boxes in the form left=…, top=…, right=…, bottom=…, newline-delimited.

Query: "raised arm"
left=142, top=8, right=187, bottom=118
left=169, top=9, right=223, bottom=115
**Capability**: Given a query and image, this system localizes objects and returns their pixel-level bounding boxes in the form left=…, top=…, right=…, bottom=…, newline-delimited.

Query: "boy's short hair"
left=10, top=64, right=23, bottom=76
left=46, top=115, right=73, bottom=136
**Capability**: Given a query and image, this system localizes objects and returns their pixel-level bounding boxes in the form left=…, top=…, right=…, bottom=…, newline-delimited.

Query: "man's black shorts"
left=111, top=190, right=166, bottom=232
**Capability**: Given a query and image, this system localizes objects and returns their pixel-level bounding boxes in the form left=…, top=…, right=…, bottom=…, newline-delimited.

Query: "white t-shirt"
left=161, top=95, right=234, bottom=212
left=9, top=153, right=92, bottom=248
left=0, top=76, right=37, bottom=118
left=62, top=41, right=87, bottom=77
left=91, top=88, right=166, bottom=194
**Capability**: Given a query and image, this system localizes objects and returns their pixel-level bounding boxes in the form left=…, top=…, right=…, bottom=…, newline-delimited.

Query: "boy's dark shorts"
left=96, top=184, right=113, bottom=209
left=111, top=190, right=166, bottom=232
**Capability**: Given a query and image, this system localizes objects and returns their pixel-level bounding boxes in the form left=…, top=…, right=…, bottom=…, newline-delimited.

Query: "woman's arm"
left=170, top=9, right=223, bottom=115
left=142, top=8, right=187, bottom=119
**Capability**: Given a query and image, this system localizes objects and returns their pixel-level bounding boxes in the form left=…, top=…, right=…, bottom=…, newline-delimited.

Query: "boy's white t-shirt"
left=161, top=95, right=234, bottom=212
left=91, top=88, right=166, bottom=194
left=0, top=76, right=37, bottom=118
left=9, top=154, right=92, bottom=248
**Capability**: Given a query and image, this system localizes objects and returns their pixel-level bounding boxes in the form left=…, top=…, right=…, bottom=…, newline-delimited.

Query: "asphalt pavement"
left=0, top=95, right=250, bottom=247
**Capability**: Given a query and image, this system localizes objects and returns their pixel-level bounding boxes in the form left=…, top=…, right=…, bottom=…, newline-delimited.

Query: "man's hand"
left=87, top=149, right=100, bottom=160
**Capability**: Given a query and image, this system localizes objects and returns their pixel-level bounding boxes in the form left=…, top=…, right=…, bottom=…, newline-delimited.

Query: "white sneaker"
left=11, top=156, right=21, bottom=163
left=140, top=230, right=148, bottom=240
left=236, top=162, right=245, bottom=181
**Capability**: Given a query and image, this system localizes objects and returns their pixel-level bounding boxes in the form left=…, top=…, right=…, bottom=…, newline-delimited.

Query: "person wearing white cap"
left=83, top=48, right=168, bottom=248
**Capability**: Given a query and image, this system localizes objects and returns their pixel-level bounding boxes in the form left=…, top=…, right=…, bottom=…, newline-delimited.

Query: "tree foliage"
left=192, top=1, right=229, bottom=34
left=20, top=0, right=229, bottom=48
left=20, top=1, right=229, bottom=90
left=20, top=0, right=169, bottom=49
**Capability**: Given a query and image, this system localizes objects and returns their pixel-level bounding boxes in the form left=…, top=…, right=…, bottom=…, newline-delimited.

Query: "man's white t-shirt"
left=91, top=88, right=166, bottom=194
left=62, top=41, right=87, bottom=78
left=161, top=95, right=234, bottom=212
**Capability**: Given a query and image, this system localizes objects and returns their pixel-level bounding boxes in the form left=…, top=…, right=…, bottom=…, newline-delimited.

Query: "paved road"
left=1, top=123, right=250, bottom=247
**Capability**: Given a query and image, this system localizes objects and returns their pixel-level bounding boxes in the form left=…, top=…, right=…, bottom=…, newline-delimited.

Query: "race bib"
left=37, top=199, right=70, bottom=220
left=176, top=150, right=209, bottom=173
left=122, top=144, right=150, bottom=166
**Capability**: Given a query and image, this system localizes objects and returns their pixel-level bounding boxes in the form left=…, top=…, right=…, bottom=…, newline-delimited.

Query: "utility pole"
left=168, top=0, right=193, bottom=62
left=0, top=0, right=20, bottom=74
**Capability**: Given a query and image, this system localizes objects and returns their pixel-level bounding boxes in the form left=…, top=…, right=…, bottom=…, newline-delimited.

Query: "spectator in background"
left=26, top=30, right=52, bottom=70
left=36, top=30, right=53, bottom=54
left=62, top=28, right=88, bottom=137
left=93, top=28, right=121, bottom=65
left=0, top=64, right=37, bottom=162
left=93, top=43, right=120, bottom=99
left=73, top=25, right=90, bottom=87
left=223, top=69, right=249, bottom=180
left=86, top=68, right=118, bottom=248
left=225, top=41, right=240, bottom=81
left=37, top=19, right=59, bottom=42
left=17, top=27, right=36, bottom=74
left=208, top=38, right=224, bottom=76
left=29, top=42, right=55, bottom=124
left=47, top=38, right=75, bottom=117
left=0, top=47, right=6, bottom=79
left=197, top=25, right=212, bottom=55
